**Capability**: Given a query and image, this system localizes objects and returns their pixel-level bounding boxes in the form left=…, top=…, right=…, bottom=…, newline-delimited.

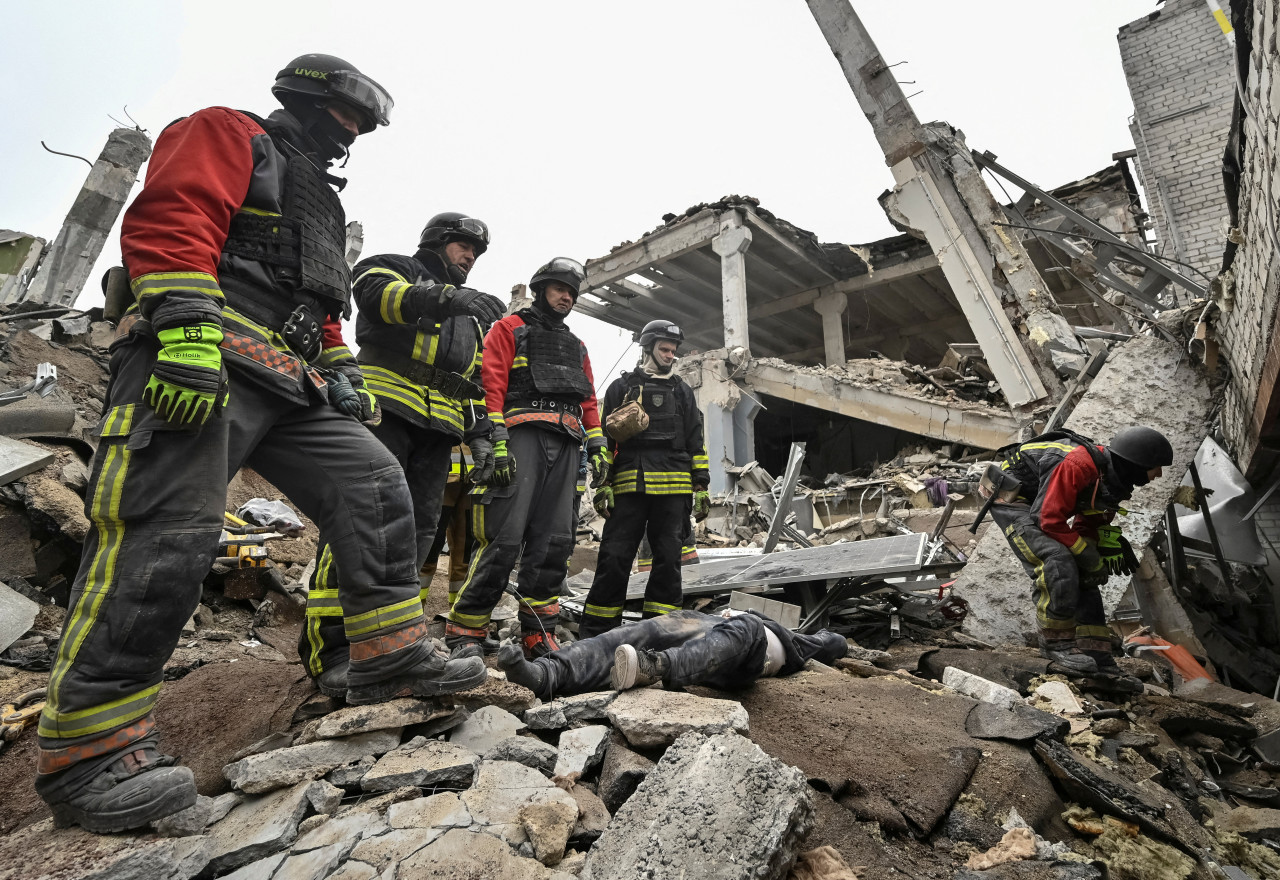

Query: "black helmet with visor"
left=530, top=257, right=586, bottom=299
left=272, top=54, right=393, bottom=134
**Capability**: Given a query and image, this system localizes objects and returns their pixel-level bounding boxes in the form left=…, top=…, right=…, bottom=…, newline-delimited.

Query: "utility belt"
left=507, top=398, right=583, bottom=418
left=223, top=284, right=331, bottom=364
left=506, top=409, right=585, bottom=438
left=359, top=344, right=483, bottom=400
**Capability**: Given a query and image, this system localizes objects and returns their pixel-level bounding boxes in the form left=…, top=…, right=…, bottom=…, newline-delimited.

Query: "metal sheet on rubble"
left=622, top=532, right=927, bottom=598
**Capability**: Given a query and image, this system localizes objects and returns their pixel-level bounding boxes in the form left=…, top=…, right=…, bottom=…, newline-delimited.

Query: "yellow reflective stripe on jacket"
left=585, top=426, right=604, bottom=442
left=364, top=366, right=467, bottom=432
left=356, top=266, right=413, bottom=326
left=512, top=356, right=529, bottom=369
left=131, top=271, right=224, bottom=303
left=318, top=344, right=356, bottom=366
left=305, top=588, right=343, bottom=617
left=692, top=454, right=709, bottom=469
left=344, top=597, right=423, bottom=638
left=1069, top=536, right=1089, bottom=555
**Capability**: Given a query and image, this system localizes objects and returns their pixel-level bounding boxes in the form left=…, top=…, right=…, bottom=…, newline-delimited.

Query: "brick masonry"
left=1213, top=1, right=1280, bottom=469
left=1118, top=0, right=1235, bottom=278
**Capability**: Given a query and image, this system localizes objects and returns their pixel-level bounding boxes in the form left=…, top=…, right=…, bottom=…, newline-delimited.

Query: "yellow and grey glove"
left=144, top=324, right=227, bottom=427
left=593, top=485, right=614, bottom=519
left=491, top=440, right=516, bottom=487
left=589, top=446, right=612, bottom=488
left=1075, top=539, right=1108, bottom=588
left=1098, top=525, right=1140, bottom=577
left=692, top=488, right=711, bottom=522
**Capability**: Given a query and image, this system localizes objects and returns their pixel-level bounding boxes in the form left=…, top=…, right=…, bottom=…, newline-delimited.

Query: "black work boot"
left=1038, top=635, right=1099, bottom=675
left=497, top=640, right=548, bottom=699
left=1076, top=638, right=1122, bottom=675
left=346, top=645, right=486, bottom=705
left=611, top=644, right=668, bottom=690
left=42, top=745, right=197, bottom=833
left=444, top=621, right=488, bottom=661
left=314, top=657, right=349, bottom=700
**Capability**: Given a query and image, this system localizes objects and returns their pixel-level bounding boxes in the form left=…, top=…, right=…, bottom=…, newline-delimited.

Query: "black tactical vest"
left=622, top=372, right=685, bottom=450
left=507, top=316, right=593, bottom=402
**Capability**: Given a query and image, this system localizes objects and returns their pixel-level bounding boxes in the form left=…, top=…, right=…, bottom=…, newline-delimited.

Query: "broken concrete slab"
left=324, top=861, right=376, bottom=880
left=153, top=794, right=216, bottom=837
left=0, top=435, right=55, bottom=485
left=360, top=736, right=479, bottom=792
left=944, top=742, right=1071, bottom=851
left=397, top=827, right=567, bottom=879
left=271, top=841, right=349, bottom=880
left=292, top=811, right=386, bottom=853
left=1217, top=806, right=1280, bottom=843
left=203, top=780, right=314, bottom=876
left=956, top=335, right=1216, bottom=645
left=461, top=760, right=579, bottom=848
left=0, top=579, right=39, bottom=654
left=951, top=864, right=1101, bottom=880
left=942, top=666, right=1022, bottom=711
left=484, top=735, right=559, bottom=777
left=333, top=785, right=421, bottom=819
left=605, top=688, right=749, bottom=749
left=520, top=799, right=578, bottom=866
left=454, top=671, right=537, bottom=715
left=387, top=792, right=473, bottom=831
left=1175, top=678, right=1280, bottom=733
left=554, top=724, right=610, bottom=778
left=1033, top=681, right=1085, bottom=716
left=448, top=704, right=526, bottom=754
left=581, top=732, right=812, bottom=880
left=217, top=852, right=288, bottom=880
left=223, top=729, right=403, bottom=794
left=347, top=826, right=443, bottom=871
left=598, top=731, right=656, bottom=813
left=566, top=782, right=611, bottom=846
left=0, top=819, right=210, bottom=880
left=965, top=702, right=1068, bottom=742
left=325, top=755, right=376, bottom=789
left=524, top=692, right=618, bottom=730
left=1144, top=694, right=1258, bottom=740
left=311, top=697, right=456, bottom=741
left=920, top=648, right=1050, bottom=692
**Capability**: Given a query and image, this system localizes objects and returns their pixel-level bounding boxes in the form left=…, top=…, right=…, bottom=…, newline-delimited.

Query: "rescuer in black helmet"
left=272, top=53, right=394, bottom=163
left=577, top=318, right=710, bottom=638
left=417, top=213, right=492, bottom=285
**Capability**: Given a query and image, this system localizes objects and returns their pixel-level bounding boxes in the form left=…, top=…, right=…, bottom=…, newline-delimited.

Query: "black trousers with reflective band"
left=450, top=427, right=579, bottom=633
left=301, top=413, right=454, bottom=677
left=990, top=503, right=1107, bottom=640
left=38, top=329, right=423, bottom=780
left=580, top=492, right=690, bottom=637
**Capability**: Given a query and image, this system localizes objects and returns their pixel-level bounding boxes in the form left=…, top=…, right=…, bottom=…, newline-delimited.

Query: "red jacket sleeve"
left=482, top=316, right=518, bottom=422
left=121, top=107, right=260, bottom=312
left=322, top=318, right=346, bottom=351
left=1036, top=445, right=1103, bottom=552
left=580, top=348, right=601, bottom=431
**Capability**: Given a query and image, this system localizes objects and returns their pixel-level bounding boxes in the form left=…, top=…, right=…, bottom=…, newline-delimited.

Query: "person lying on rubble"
left=979, top=425, right=1173, bottom=676
left=34, top=54, right=486, bottom=835
left=496, top=608, right=849, bottom=700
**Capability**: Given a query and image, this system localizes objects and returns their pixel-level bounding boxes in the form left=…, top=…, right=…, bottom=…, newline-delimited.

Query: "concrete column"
left=813, top=291, right=848, bottom=367
left=21, top=127, right=152, bottom=308
left=679, top=352, right=761, bottom=494
left=712, top=211, right=753, bottom=353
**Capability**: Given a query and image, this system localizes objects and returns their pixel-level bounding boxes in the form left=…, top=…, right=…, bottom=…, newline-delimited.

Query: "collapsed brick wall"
left=1118, top=0, right=1235, bottom=278
left=1218, top=0, right=1280, bottom=469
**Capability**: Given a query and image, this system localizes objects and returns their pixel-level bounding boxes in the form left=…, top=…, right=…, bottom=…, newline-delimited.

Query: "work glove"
left=325, top=369, right=361, bottom=419
left=441, top=287, right=505, bottom=326
left=1075, top=539, right=1108, bottom=588
left=593, top=485, right=615, bottom=519
left=491, top=439, right=516, bottom=487
left=333, top=363, right=379, bottom=425
left=1172, top=485, right=1212, bottom=511
left=692, top=488, right=711, bottom=522
left=1098, top=525, right=1140, bottom=577
left=143, top=323, right=228, bottom=427
left=589, top=446, right=612, bottom=488
left=470, top=436, right=496, bottom=486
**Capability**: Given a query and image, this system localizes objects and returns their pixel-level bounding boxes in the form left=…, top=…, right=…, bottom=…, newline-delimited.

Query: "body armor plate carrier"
left=522, top=323, right=593, bottom=399
left=622, top=375, right=684, bottom=450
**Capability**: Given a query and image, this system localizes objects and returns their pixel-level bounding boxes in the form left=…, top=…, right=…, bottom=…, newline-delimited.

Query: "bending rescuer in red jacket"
left=446, top=258, right=607, bottom=660
left=987, top=425, right=1172, bottom=675
left=34, top=54, right=485, bottom=834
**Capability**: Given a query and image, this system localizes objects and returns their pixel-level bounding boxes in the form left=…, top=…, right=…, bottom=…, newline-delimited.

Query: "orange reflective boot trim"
left=37, top=717, right=155, bottom=775
left=349, top=620, right=427, bottom=662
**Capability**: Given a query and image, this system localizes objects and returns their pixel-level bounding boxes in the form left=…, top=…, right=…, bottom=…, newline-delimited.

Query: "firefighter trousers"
left=421, top=483, right=472, bottom=601
left=579, top=492, right=690, bottom=638
left=301, top=413, right=454, bottom=679
left=990, top=503, right=1107, bottom=643
left=37, top=330, right=424, bottom=789
left=450, top=427, right=578, bottom=636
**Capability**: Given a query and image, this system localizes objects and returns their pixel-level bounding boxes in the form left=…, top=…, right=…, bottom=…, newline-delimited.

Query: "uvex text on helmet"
left=1109, top=426, right=1174, bottom=470
left=272, top=54, right=394, bottom=133
left=530, top=257, right=586, bottom=299
left=418, top=213, right=490, bottom=256
left=638, top=320, right=684, bottom=350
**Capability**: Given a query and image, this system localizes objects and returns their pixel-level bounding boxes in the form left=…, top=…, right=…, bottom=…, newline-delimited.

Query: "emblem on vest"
left=650, top=393, right=665, bottom=408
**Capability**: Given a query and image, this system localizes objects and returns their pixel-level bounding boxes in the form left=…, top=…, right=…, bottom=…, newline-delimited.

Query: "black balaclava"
left=1110, top=453, right=1151, bottom=489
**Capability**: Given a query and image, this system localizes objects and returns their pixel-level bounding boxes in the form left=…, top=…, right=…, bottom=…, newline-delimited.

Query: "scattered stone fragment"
left=388, top=792, right=473, bottom=830
left=361, top=736, right=479, bottom=792
left=942, top=666, right=1021, bottom=710
left=348, top=825, right=443, bottom=870
left=313, top=697, right=457, bottom=740
left=153, top=794, right=215, bottom=837
left=223, top=729, right=403, bottom=794
left=218, top=852, right=288, bottom=880
left=964, top=827, right=1037, bottom=869
left=0, top=819, right=211, bottom=880
left=1146, top=695, right=1258, bottom=741
left=1092, top=716, right=1129, bottom=736
left=554, top=725, right=609, bottom=778
left=454, top=670, right=537, bottom=714
left=952, top=864, right=1101, bottom=879
left=521, top=800, right=578, bottom=866
left=0, top=579, right=39, bottom=654
left=1034, top=680, right=1084, bottom=715
left=325, top=861, right=377, bottom=880
left=965, top=702, right=1068, bottom=742
left=484, top=735, right=559, bottom=776
left=462, top=760, right=578, bottom=847
left=398, top=827, right=566, bottom=879
left=449, top=704, right=526, bottom=753
left=231, top=731, right=294, bottom=762
left=305, top=779, right=345, bottom=816
left=1216, top=806, right=1280, bottom=843
left=524, top=691, right=618, bottom=729
left=581, top=732, right=812, bottom=880
left=334, top=785, right=422, bottom=818
left=565, top=782, right=610, bottom=845
left=326, top=755, right=377, bottom=788
left=605, top=689, right=749, bottom=749
left=204, top=780, right=314, bottom=876
left=272, top=841, right=349, bottom=880
left=295, top=815, right=328, bottom=837
left=597, top=731, right=655, bottom=813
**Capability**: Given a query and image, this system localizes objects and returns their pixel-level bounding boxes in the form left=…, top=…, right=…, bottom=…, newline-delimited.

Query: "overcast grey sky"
left=4, top=0, right=1161, bottom=388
